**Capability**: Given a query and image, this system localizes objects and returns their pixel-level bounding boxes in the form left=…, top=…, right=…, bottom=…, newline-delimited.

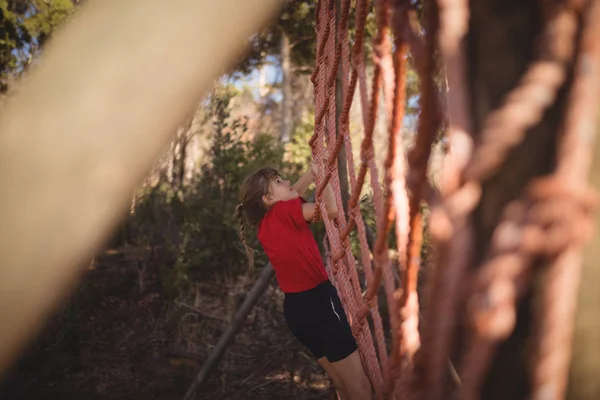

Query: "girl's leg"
left=330, top=350, right=372, bottom=400
left=318, top=356, right=350, bottom=400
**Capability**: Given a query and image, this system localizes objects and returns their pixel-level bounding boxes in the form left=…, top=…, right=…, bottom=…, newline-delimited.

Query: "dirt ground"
left=0, top=249, right=332, bottom=400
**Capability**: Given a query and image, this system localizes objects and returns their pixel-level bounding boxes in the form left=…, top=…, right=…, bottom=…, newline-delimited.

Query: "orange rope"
left=311, top=0, right=384, bottom=396
left=409, top=1, right=475, bottom=399
left=337, top=0, right=391, bottom=381
left=447, top=2, right=598, bottom=400
left=531, top=1, right=600, bottom=397
left=311, top=0, right=446, bottom=397
left=380, top=2, right=409, bottom=394
left=309, top=0, right=598, bottom=399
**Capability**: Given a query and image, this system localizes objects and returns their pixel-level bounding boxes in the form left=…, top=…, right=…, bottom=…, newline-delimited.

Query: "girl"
left=235, top=165, right=372, bottom=400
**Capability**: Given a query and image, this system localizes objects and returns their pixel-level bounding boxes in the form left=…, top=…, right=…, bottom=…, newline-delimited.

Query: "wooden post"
left=182, top=264, right=276, bottom=400
left=335, top=0, right=350, bottom=214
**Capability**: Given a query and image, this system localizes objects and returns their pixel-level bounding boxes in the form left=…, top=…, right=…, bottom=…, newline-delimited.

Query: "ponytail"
left=235, top=203, right=255, bottom=268
left=236, top=167, right=279, bottom=267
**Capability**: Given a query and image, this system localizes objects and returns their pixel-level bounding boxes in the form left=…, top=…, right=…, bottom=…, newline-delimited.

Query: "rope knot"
left=332, top=259, right=343, bottom=276
left=351, top=307, right=369, bottom=336
left=364, top=295, right=377, bottom=310
left=468, top=264, right=519, bottom=340
left=361, top=146, right=374, bottom=164
left=328, top=161, right=336, bottom=176
left=333, top=248, right=345, bottom=263
left=341, top=239, right=351, bottom=252
left=520, top=176, right=597, bottom=256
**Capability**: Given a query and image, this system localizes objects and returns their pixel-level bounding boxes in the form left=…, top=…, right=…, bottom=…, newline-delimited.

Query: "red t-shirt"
left=258, top=197, right=328, bottom=293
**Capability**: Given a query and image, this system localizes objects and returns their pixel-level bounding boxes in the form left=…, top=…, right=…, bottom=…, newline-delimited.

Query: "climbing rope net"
left=309, top=0, right=600, bottom=399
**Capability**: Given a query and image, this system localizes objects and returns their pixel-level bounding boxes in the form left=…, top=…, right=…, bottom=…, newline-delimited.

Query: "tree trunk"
left=171, top=118, right=193, bottom=190
left=171, top=133, right=186, bottom=189
left=279, top=31, right=293, bottom=144
left=567, top=117, right=600, bottom=399
left=259, top=65, right=268, bottom=98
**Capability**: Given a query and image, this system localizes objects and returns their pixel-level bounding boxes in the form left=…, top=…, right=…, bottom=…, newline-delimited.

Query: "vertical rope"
left=531, top=1, right=600, bottom=398
left=456, top=3, right=582, bottom=398
left=412, top=0, right=474, bottom=399
left=311, top=0, right=384, bottom=396
left=310, top=0, right=598, bottom=399
left=338, top=0, right=391, bottom=391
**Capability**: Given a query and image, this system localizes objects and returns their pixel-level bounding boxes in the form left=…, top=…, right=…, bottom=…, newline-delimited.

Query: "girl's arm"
left=292, top=167, right=314, bottom=197
left=322, top=182, right=339, bottom=219
left=300, top=162, right=338, bottom=221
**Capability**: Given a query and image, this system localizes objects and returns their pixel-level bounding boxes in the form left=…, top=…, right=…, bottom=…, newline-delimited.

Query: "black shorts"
left=283, top=280, right=357, bottom=362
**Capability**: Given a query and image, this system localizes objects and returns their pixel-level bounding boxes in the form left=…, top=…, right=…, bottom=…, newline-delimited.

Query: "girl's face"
left=263, top=176, right=298, bottom=206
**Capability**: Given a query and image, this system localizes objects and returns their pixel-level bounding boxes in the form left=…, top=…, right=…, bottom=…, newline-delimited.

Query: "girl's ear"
left=262, top=194, right=274, bottom=206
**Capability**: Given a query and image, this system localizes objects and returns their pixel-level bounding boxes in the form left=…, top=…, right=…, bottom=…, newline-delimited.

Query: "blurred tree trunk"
left=567, top=116, right=600, bottom=399
left=170, top=118, right=193, bottom=190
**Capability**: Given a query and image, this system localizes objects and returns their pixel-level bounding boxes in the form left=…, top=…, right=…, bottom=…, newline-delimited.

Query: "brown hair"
left=235, top=167, right=280, bottom=267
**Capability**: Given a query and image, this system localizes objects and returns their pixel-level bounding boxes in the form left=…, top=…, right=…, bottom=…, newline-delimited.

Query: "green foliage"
left=120, top=85, right=304, bottom=296
left=235, top=0, right=378, bottom=75
left=279, top=1, right=317, bottom=69
left=24, top=0, right=73, bottom=41
left=180, top=89, right=285, bottom=275
left=345, top=191, right=434, bottom=278
left=285, top=112, right=314, bottom=166
left=347, top=2, right=378, bottom=60
left=0, top=0, right=74, bottom=91
left=236, top=1, right=316, bottom=75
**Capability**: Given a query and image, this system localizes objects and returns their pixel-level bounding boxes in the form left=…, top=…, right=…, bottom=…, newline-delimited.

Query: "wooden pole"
left=182, top=264, right=276, bottom=400
left=0, top=0, right=283, bottom=374
left=335, top=0, right=350, bottom=214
